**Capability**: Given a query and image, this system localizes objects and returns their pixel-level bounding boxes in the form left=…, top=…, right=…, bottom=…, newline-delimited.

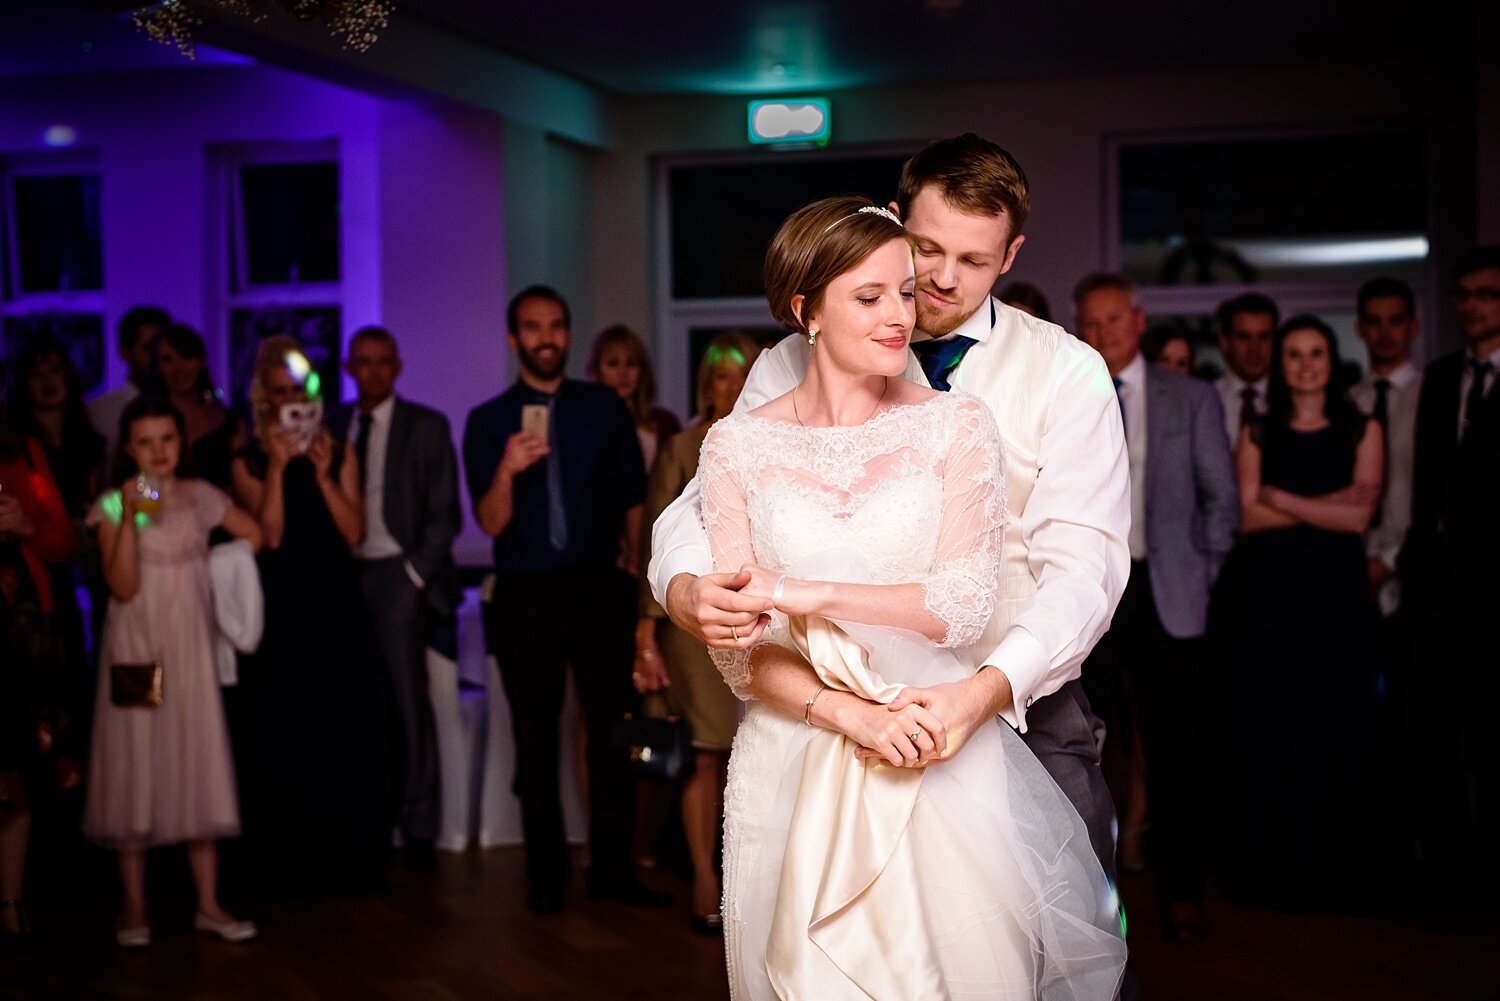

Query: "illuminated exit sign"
left=748, top=99, right=830, bottom=146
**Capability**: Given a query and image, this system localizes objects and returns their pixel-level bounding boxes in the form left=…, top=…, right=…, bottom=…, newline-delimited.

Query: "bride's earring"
left=807, top=326, right=817, bottom=347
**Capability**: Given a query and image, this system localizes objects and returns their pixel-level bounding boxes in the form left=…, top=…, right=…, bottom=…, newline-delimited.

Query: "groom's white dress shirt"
left=648, top=298, right=1131, bottom=732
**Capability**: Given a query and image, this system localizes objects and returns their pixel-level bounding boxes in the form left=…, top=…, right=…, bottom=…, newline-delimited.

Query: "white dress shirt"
left=649, top=298, right=1131, bottom=732
left=1350, top=359, right=1421, bottom=616
left=87, top=382, right=139, bottom=463
left=1114, top=351, right=1149, bottom=562
left=1213, top=372, right=1268, bottom=453
left=1457, top=343, right=1500, bottom=440
left=347, top=396, right=424, bottom=587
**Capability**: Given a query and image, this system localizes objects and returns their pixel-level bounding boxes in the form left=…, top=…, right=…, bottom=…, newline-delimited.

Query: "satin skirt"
left=721, top=619, right=1126, bottom=1000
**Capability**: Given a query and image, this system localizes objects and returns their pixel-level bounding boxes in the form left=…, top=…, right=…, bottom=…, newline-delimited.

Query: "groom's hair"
left=896, top=134, right=1030, bottom=236
left=763, top=195, right=910, bottom=337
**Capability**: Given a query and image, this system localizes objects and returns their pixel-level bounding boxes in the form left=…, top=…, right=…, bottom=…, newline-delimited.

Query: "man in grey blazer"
left=1074, top=274, right=1240, bottom=941
left=338, top=326, right=463, bottom=870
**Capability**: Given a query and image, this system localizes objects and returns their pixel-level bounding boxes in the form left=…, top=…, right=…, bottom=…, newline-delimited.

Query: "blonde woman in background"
left=635, top=333, right=762, bottom=935
left=229, top=336, right=391, bottom=895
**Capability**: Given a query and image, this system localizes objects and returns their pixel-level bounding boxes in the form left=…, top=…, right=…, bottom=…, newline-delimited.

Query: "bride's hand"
left=842, top=698, right=948, bottom=767
left=738, top=563, right=821, bottom=618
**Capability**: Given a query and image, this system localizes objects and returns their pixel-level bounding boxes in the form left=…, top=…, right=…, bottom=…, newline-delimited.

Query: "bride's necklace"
left=792, top=376, right=889, bottom=428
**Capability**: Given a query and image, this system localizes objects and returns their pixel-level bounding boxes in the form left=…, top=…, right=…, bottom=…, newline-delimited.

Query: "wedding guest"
left=8, top=337, right=107, bottom=518
left=998, top=280, right=1053, bottom=323
left=1074, top=274, right=1239, bottom=941
left=0, top=387, right=76, bottom=944
left=1402, top=246, right=1500, bottom=901
left=1233, top=314, right=1382, bottom=906
left=464, top=285, right=665, bottom=914
left=331, top=326, right=461, bottom=872
left=634, top=332, right=761, bottom=935
left=230, top=336, right=390, bottom=895
left=84, top=395, right=261, bottom=947
left=7, top=338, right=105, bottom=781
left=1147, top=326, right=1195, bottom=376
left=143, top=324, right=246, bottom=489
left=587, top=325, right=680, bottom=474
left=88, top=306, right=168, bottom=463
left=1213, top=293, right=1278, bottom=448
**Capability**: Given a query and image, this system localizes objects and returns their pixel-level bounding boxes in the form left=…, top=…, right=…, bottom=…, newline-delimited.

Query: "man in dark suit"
left=463, top=285, right=666, bottom=914
left=336, top=326, right=462, bottom=871
left=1074, top=273, right=1240, bottom=941
left=1402, top=246, right=1500, bottom=899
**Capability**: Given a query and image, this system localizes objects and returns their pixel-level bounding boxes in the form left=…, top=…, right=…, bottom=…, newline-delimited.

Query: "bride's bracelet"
left=804, top=684, right=827, bottom=726
left=771, top=574, right=786, bottom=607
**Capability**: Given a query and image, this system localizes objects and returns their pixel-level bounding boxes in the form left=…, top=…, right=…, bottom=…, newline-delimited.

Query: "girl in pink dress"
left=85, top=396, right=263, bottom=948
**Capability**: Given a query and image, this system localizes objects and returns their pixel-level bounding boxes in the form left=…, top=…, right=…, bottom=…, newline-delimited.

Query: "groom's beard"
left=915, top=284, right=982, bottom=338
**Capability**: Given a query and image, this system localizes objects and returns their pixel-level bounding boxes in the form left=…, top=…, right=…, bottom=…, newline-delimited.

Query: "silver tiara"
left=824, top=204, right=902, bottom=232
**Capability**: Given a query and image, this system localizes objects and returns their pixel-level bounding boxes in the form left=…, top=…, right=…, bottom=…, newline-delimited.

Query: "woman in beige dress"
left=635, top=333, right=762, bottom=934
left=85, top=395, right=263, bottom=948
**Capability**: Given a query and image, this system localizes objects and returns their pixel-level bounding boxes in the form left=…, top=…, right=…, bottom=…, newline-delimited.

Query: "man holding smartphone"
left=462, top=285, right=664, bottom=914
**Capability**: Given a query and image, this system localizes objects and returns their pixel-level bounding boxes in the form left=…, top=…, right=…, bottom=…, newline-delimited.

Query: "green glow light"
left=306, top=371, right=322, bottom=399
left=100, top=490, right=123, bottom=526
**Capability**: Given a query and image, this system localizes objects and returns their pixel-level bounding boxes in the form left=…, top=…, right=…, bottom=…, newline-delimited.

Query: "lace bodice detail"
left=700, top=392, right=1006, bottom=697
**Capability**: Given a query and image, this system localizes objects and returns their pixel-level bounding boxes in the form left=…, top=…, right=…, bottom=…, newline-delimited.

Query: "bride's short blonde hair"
left=763, top=195, right=910, bottom=338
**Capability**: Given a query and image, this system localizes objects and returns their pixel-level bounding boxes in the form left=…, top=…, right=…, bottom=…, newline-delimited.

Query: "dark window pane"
left=11, top=174, right=104, bottom=293
left=228, top=305, right=341, bottom=410
left=670, top=155, right=909, bottom=299
left=1120, top=134, right=1426, bottom=285
left=240, top=162, right=339, bottom=285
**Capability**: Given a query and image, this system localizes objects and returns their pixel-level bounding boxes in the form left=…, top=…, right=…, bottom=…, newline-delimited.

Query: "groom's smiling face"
left=901, top=186, right=1024, bottom=337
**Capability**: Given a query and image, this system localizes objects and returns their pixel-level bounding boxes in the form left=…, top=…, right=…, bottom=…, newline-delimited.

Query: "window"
left=1, top=154, right=106, bottom=393
left=656, top=147, right=916, bottom=413
left=1108, top=128, right=1433, bottom=381
left=210, top=141, right=342, bottom=407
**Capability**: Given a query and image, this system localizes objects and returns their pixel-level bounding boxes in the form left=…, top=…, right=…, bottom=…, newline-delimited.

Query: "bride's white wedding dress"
left=701, top=391, right=1126, bottom=1000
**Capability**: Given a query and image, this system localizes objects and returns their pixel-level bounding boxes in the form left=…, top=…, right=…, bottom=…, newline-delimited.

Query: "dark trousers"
left=1082, top=562, right=1202, bottom=906
left=358, top=557, right=440, bottom=842
left=486, top=565, right=638, bottom=893
left=1020, top=679, right=1118, bottom=887
left=1407, top=592, right=1498, bottom=896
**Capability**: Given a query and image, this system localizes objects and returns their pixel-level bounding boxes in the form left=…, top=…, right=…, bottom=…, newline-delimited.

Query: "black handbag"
left=612, top=711, right=691, bottom=782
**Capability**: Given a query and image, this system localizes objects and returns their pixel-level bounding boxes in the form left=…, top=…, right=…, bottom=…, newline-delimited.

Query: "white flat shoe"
left=194, top=912, right=257, bottom=943
left=116, top=923, right=151, bottom=948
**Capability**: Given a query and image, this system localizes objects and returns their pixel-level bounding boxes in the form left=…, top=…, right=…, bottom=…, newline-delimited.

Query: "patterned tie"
left=1112, top=376, right=1126, bottom=434
left=911, top=335, right=978, bottom=393
left=544, top=395, right=569, bottom=551
left=1462, top=358, right=1493, bottom=443
left=355, top=411, right=373, bottom=491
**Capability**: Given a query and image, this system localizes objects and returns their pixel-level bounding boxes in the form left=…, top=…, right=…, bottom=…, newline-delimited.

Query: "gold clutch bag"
left=110, top=662, right=164, bottom=708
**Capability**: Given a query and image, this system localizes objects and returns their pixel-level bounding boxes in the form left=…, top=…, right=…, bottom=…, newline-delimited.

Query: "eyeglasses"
left=1448, top=286, right=1500, bottom=304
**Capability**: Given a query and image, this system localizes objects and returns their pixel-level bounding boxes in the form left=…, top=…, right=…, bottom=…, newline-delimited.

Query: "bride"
left=701, top=196, right=1126, bottom=999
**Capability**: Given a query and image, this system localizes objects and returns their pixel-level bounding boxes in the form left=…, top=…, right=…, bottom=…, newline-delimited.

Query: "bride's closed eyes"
left=856, top=284, right=917, bottom=307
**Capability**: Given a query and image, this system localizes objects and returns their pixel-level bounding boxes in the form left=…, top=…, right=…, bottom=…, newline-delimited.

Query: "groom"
left=648, top=134, right=1130, bottom=878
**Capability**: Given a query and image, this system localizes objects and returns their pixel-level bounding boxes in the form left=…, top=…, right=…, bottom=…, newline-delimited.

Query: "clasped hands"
left=666, top=566, right=1004, bottom=769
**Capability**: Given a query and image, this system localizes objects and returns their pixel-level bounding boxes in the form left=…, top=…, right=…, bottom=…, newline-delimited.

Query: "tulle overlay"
left=701, top=395, right=1126, bottom=999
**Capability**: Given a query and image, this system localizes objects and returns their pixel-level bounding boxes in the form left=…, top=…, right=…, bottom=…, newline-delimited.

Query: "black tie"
left=910, top=335, right=978, bottom=393
left=1238, top=386, right=1257, bottom=436
left=1112, top=376, right=1126, bottom=434
left=1463, top=358, right=1493, bottom=443
left=355, top=411, right=373, bottom=490
left=1370, top=379, right=1390, bottom=529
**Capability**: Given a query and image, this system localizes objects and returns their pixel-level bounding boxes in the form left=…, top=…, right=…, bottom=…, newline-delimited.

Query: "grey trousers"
left=358, top=557, right=440, bottom=843
left=1017, top=678, right=1118, bottom=884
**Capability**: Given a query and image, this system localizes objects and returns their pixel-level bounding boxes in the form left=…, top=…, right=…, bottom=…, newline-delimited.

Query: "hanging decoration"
left=133, top=0, right=394, bottom=59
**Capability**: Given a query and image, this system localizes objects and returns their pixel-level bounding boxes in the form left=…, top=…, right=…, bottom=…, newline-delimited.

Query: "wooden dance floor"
left=3, top=844, right=1495, bottom=999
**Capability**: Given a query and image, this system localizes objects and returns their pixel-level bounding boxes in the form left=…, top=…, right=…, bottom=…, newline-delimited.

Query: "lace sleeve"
left=922, top=395, right=1007, bottom=648
left=699, top=419, right=759, bottom=699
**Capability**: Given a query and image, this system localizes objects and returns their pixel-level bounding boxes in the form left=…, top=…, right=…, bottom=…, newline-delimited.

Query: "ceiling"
left=0, top=1, right=1485, bottom=94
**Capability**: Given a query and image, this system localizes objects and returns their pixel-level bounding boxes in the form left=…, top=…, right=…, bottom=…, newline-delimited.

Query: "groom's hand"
left=865, top=669, right=1014, bottom=766
left=666, top=571, right=772, bottom=649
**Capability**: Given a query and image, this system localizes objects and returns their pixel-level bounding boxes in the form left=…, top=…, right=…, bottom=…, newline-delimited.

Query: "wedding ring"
left=909, top=731, right=922, bottom=743
left=730, top=624, right=739, bottom=641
